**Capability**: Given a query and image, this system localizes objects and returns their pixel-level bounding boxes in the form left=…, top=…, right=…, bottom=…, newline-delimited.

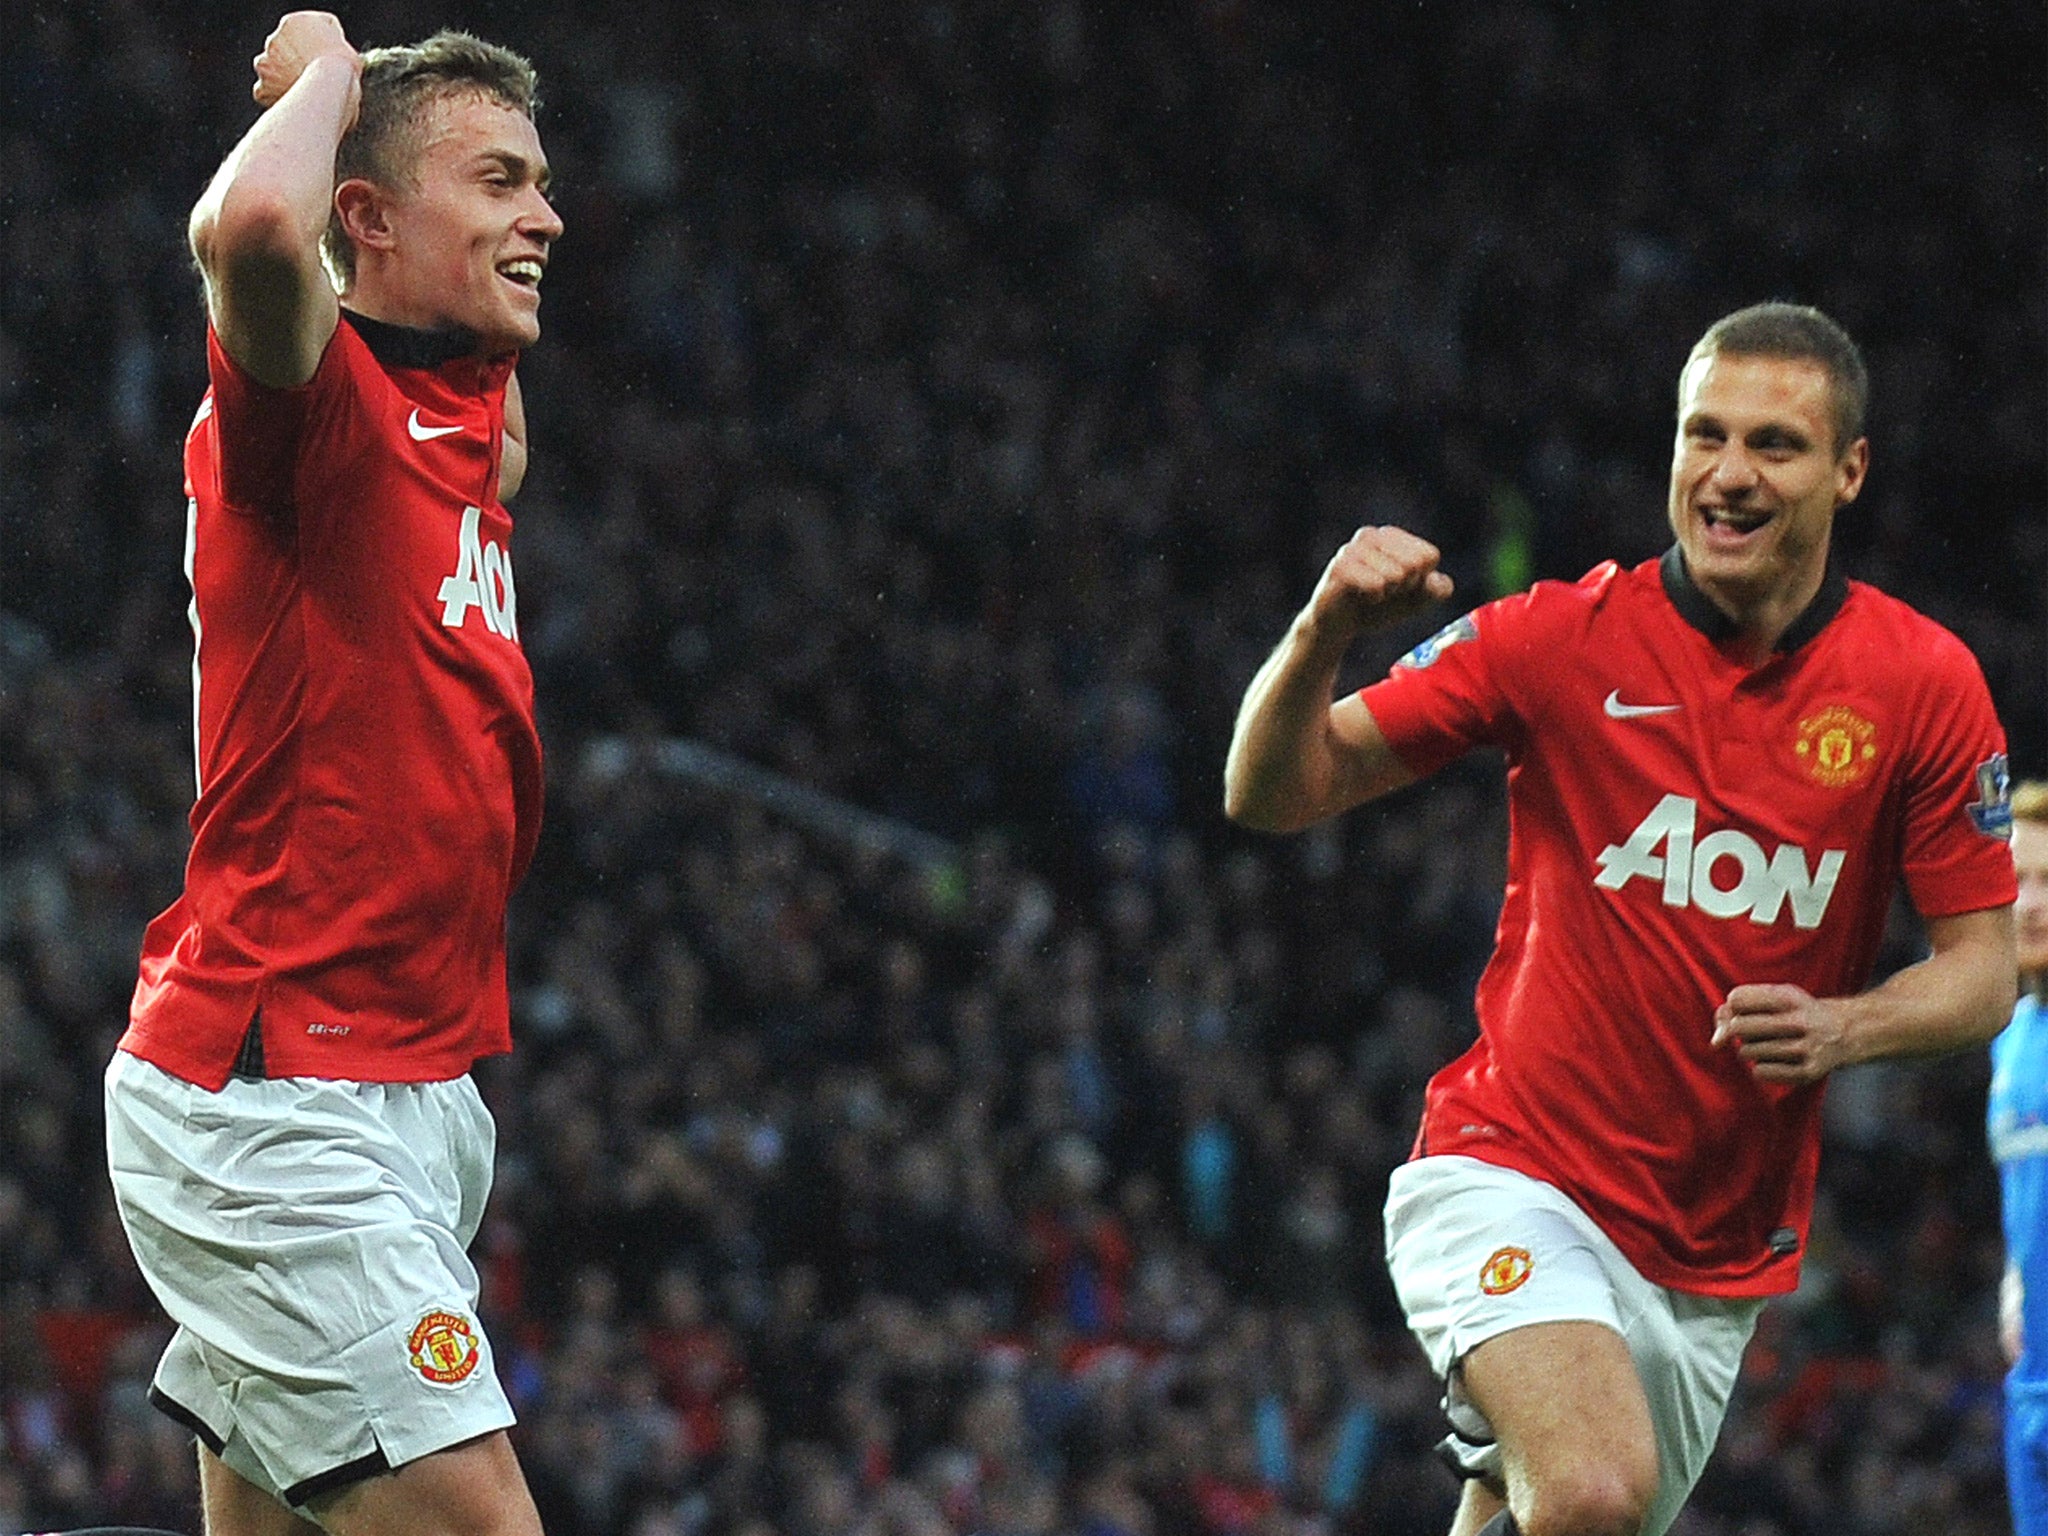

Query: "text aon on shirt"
left=1594, top=793, right=1843, bottom=929
left=438, top=506, right=519, bottom=641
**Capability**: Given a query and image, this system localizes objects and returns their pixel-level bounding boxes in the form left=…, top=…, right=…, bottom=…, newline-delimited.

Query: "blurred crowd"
left=0, top=2, right=2041, bottom=1535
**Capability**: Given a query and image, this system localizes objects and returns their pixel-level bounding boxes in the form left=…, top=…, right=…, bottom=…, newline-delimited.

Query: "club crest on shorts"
left=1792, top=705, right=1876, bottom=788
left=408, top=1308, right=481, bottom=1387
left=1478, top=1245, right=1533, bottom=1296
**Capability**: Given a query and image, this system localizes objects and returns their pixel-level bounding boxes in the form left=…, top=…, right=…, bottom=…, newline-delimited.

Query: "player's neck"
left=340, top=274, right=483, bottom=355
left=1692, top=562, right=1829, bottom=665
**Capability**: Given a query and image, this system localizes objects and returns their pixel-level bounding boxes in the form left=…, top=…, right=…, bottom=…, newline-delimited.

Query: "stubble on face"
left=1666, top=352, right=1865, bottom=633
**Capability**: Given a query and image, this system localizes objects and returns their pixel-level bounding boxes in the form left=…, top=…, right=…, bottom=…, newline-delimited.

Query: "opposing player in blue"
left=1993, top=778, right=2048, bottom=1534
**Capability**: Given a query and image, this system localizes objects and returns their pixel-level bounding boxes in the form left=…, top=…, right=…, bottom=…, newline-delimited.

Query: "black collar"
left=341, top=308, right=481, bottom=369
left=1658, top=545, right=1848, bottom=655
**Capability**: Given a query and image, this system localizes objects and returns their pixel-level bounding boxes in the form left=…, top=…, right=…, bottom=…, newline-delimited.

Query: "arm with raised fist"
left=189, top=11, right=362, bottom=387
left=1224, top=525, right=1454, bottom=833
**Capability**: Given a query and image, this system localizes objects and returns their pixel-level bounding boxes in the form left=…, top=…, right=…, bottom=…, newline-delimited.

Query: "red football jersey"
left=1363, top=551, right=2017, bottom=1296
left=121, top=312, right=543, bottom=1088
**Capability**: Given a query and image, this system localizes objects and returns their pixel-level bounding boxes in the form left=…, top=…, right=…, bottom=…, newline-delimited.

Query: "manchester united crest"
left=1478, top=1246, right=1534, bottom=1296
left=1794, top=706, right=1877, bottom=788
left=408, top=1309, right=482, bottom=1387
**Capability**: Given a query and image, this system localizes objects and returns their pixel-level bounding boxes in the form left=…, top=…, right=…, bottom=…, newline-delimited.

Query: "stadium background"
left=0, top=1, right=2042, bottom=1532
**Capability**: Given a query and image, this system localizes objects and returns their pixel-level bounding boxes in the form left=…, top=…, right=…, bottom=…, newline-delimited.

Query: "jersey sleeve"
left=1357, top=587, right=1548, bottom=779
left=1896, top=627, right=2019, bottom=918
left=204, top=323, right=349, bottom=518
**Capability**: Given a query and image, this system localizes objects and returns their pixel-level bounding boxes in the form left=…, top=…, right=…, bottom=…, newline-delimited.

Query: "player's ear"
left=1834, top=436, right=1869, bottom=508
left=334, top=178, right=397, bottom=259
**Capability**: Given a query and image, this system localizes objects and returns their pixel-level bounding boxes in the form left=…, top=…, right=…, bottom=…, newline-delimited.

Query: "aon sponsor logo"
left=1594, top=793, right=1844, bottom=929
left=438, top=506, right=519, bottom=640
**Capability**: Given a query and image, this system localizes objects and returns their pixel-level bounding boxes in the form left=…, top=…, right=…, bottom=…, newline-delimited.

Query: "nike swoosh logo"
left=408, top=408, right=463, bottom=441
left=1604, top=690, right=1681, bottom=719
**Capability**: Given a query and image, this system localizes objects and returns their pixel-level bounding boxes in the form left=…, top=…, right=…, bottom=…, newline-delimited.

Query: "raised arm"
left=1223, top=525, right=1454, bottom=833
left=1713, top=903, right=2017, bottom=1083
left=189, top=11, right=361, bottom=388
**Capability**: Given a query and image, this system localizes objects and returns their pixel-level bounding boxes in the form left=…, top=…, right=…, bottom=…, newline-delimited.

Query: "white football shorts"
left=104, top=1050, right=516, bottom=1509
left=1384, top=1154, right=1762, bottom=1536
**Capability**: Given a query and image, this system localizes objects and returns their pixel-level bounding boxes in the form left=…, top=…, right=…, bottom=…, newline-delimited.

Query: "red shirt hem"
left=115, top=1028, right=504, bottom=1092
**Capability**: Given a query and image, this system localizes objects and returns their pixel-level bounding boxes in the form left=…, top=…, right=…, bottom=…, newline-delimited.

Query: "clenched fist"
left=1303, top=525, right=1455, bottom=645
left=1711, top=984, right=1852, bottom=1085
left=253, top=11, right=359, bottom=109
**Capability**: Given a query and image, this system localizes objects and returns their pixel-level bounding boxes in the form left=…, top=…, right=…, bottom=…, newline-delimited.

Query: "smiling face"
left=1667, top=351, right=1868, bottom=636
left=341, top=91, right=562, bottom=354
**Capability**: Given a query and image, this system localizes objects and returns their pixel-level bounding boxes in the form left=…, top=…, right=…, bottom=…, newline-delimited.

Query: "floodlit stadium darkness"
left=0, top=2, right=2042, bottom=1534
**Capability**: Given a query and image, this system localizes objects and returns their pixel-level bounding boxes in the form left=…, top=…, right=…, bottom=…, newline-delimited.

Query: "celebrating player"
left=1993, top=780, right=2048, bottom=1535
left=104, top=12, right=560, bottom=1536
left=1224, top=303, right=2019, bottom=1536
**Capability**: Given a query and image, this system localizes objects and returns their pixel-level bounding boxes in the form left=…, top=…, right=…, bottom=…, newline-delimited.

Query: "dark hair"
left=322, top=31, right=540, bottom=287
left=1684, top=302, right=1869, bottom=455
